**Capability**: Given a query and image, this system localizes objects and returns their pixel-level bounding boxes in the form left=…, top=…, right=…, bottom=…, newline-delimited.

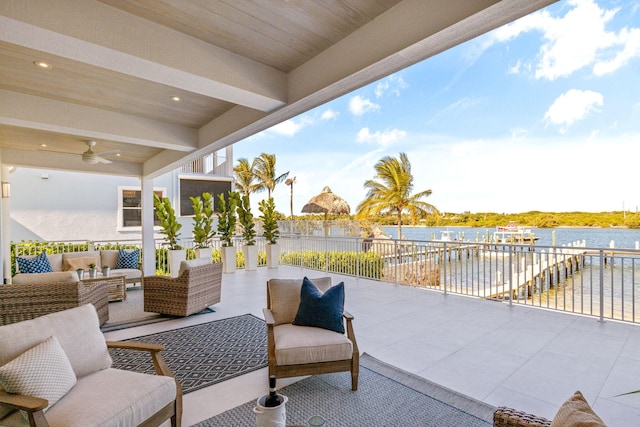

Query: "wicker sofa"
left=144, top=259, right=223, bottom=316
left=0, top=280, right=110, bottom=326
left=12, top=249, right=143, bottom=287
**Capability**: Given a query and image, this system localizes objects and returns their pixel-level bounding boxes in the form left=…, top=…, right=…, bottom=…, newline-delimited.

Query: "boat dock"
left=479, top=241, right=588, bottom=299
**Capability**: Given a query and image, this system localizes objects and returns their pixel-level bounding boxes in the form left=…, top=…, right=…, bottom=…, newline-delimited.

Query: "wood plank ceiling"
left=0, top=0, right=558, bottom=177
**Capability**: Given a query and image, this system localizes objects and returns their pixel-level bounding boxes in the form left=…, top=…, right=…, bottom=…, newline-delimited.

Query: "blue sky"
left=235, top=0, right=640, bottom=216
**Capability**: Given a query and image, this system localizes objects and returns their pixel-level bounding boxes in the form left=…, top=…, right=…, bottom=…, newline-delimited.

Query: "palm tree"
left=356, top=152, right=438, bottom=240
left=254, top=153, right=289, bottom=198
left=233, top=158, right=259, bottom=197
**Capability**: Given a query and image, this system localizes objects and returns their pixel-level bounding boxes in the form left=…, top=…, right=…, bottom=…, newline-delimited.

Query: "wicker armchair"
left=144, top=260, right=222, bottom=316
left=0, top=280, right=109, bottom=326
left=493, top=407, right=552, bottom=427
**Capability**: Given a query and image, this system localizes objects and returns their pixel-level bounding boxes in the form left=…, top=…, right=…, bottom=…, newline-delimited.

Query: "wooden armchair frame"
left=0, top=341, right=182, bottom=427
left=263, top=280, right=359, bottom=391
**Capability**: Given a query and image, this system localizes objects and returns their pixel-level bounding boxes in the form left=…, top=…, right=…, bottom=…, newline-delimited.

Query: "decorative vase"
left=243, top=245, right=258, bottom=271
left=167, top=249, right=186, bottom=277
left=196, top=247, right=213, bottom=262
left=76, top=268, right=85, bottom=280
left=102, top=266, right=111, bottom=276
left=88, top=267, right=98, bottom=278
left=266, top=243, right=280, bottom=268
left=221, top=246, right=236, bottom=274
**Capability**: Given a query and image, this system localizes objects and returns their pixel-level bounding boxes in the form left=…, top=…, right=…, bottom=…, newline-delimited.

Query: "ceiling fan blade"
left=95, top=156, right=112, bottom=164
left=97, top=149, right=120, bottom=157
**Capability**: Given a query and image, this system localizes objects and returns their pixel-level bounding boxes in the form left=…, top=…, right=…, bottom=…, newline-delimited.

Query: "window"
left=178, top=177, right=232, bottom=216
left=118, top=187, right=164, bottom=229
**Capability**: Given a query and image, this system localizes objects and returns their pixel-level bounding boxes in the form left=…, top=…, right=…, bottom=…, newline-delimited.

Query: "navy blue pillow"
left=17, top=252, right=53, bottom=274
left=292, top=277, right=345, bottom=334
left=115, top=249, right=140, bottom=269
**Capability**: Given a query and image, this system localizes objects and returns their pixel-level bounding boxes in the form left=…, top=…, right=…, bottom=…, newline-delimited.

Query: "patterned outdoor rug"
left=195, top=353, right=495, bottom=427
left=101, top=287, right=214, bottom=333
left=109, top=314, right=267, bottom=394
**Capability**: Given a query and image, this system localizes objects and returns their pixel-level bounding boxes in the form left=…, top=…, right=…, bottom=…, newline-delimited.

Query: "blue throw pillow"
left=293, top=277, right=345, bottom=334
left=17, top=252, right=53, bottom=274
left=115, top=249, right=139, bottom=269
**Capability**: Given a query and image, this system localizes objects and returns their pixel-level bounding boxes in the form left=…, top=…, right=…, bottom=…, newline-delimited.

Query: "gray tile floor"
left=103, top=266, right=640, bottom=426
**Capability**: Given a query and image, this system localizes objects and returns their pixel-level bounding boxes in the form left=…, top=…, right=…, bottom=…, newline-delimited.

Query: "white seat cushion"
left=11, top=271, right=79, bottom=284
left=44, top=368, right=176, bottom=427
left=274, top=323, right=353, bottom=366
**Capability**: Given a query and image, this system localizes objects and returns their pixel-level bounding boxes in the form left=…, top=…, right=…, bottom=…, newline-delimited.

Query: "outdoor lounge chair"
left=263, top=277, right=359, bottom=390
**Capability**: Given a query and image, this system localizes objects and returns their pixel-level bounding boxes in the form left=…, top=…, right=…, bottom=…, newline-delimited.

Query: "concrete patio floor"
left=103, top=265, right=640, bottom=426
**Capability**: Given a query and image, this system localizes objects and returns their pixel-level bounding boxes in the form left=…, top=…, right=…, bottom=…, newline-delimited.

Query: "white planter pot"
left=243, top=245, right=258, bottom=271
left=221, top=246, right=236, bottom=274
left=167, top=249, right=186, bottom=277
left=195, top=247, right=213, bottom=262
left=266, top=243, right=280, bottom=268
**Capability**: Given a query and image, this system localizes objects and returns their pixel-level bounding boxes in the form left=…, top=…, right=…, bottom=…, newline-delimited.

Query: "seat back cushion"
left=268, top=277, right=331, bottom=325
left=100, top=250, right=119, bottom=269
left=0, top=304, right=112, bottom=380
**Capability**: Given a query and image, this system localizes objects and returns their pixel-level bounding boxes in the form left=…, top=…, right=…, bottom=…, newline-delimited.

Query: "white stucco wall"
left=8, top=168, right=194, bottom=243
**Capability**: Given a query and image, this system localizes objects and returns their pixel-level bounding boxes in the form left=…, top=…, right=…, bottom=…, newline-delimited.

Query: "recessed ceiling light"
left=171, top=96, right=181, bottom=102
left=34, top=61, right=52, bottom=69
left=40, top=144, right=47, bottom=147
left=116, top=153, right=121, bottom=157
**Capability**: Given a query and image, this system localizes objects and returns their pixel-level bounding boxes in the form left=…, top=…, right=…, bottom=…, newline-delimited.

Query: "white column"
left=225, top=145, right=233, bottom=176
left=141, top=176, right=155, bottom=276
left=1, top=160, right=12, bottom=284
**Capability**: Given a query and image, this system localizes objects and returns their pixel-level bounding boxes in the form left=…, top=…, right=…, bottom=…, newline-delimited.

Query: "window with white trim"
left=118, top=187, right=165, bottom=229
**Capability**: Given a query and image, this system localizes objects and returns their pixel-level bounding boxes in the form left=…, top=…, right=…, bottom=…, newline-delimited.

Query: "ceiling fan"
left=81, top=140, right=120, bottom=164
left=39, top=140, right=121, bottom=164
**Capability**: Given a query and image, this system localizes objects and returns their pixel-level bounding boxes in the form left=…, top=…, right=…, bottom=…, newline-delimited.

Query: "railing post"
left=394, top=239, right=398, bottom=285
left=443, top=242, right=447, bottom=296
left=599, top=249, right=605, bottom=323
left=508, top=245, right=513, bottom=307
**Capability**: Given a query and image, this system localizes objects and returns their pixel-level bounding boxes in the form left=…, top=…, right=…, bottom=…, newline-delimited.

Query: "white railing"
left=278, top=235, right=640, bottom=324
left=11, top=235, right=639, bottom=323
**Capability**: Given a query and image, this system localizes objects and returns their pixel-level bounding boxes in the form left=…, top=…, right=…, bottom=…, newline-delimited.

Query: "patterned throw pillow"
left=115, top=249, right=140, bottom=269
left=293, top=277, right=345, bottom=333
left=0, top=336, right=77, bottom=414
left=16, top=252, right=53, bottom=274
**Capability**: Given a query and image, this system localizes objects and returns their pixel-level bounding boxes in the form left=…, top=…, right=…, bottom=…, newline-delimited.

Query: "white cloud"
left=593, top=27, right=640, bottom=75
left=356, top=128, right=406, bottom=147
left=544, top=89, right=603, bottom=133
left=374, top=74, right=409, bottom=98
left=478, top=0, right=639, bottom=80
left=349, top=95, right=380, bottom=116
left=321, top=108, right=339, bottom=120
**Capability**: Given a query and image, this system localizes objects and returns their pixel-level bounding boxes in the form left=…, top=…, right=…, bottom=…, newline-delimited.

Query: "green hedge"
left=279, top=250, right=384, bottom=279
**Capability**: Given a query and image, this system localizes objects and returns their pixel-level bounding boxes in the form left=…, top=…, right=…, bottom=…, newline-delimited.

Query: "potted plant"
left=236, top=194, right=257, bottom=271
left=217, top=191, right=239, bottom=273
left=154, top=193, right=185, bottom=277
left=88, top=263, right=98, bottom=278
left=259, top=197, right=280, bottom=268
left=191, top=192, right=216, bottom=261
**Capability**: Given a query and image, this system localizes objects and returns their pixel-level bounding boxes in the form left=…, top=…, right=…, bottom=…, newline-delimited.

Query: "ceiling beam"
left=1, top=147, right=142, bottom=176
left=0, top=0, right=287, bottom=112
left=0, top=90, right=198, bottom=151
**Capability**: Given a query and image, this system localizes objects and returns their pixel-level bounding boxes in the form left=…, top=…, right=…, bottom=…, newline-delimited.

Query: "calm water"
left=382, top=226, right=640, bottom=250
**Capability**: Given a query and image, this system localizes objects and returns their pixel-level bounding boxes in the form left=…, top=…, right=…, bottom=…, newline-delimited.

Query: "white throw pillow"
left=0, top=336, right=77, bottom=413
